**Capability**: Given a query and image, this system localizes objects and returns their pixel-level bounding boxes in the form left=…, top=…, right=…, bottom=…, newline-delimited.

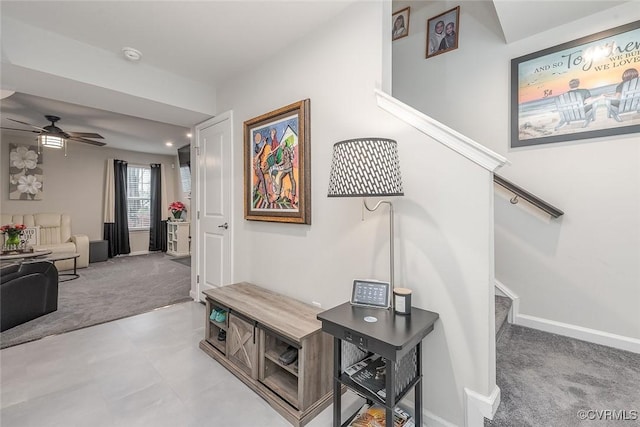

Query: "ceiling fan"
left=1, top=115, right=106, bottom=147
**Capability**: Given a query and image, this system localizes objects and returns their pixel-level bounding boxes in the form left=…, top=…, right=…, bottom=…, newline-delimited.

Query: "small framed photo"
left=392, top=7, right=410, bottom=41
left=426, top=6, right=460, bottom=58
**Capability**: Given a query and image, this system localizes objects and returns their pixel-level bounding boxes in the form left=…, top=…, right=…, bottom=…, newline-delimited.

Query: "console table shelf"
left=199, top=282, right=333, bottom=427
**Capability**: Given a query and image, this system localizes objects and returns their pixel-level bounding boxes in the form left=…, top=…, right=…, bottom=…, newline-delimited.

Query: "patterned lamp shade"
left=327, top=138, right=404, bottom=197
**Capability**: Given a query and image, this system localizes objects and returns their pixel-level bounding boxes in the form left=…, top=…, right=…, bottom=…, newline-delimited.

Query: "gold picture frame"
left=392, top=7, right=410, bottom=41
left=243, top=99, right=311, bottom=224
left=426, top=6, right=460, bottom=59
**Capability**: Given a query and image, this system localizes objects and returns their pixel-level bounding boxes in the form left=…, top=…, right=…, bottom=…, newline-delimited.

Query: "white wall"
left=216, top=2, right=496, bottom=425
left=0, top=133, right=181, bottom=253
left=2, top=17, right=216, bottom=124
left=393, top=1, right=640, bottom=341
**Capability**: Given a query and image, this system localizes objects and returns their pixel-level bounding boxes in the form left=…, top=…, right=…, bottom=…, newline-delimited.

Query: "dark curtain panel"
left=149, top=163, right=167, bottom=252
left=106, top=159, right=131, bottom=257
left=103, top=223, right=116, bottom=257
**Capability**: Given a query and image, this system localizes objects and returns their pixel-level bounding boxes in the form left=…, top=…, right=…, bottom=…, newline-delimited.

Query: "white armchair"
left=0, top=213, right=89, bottom=271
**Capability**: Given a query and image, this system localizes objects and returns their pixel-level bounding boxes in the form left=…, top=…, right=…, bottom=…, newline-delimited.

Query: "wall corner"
left=465, top=386, right=501, bottom=427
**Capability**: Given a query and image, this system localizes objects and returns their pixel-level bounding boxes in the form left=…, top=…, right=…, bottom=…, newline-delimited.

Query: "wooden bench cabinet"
left=199, top=282, right=333, bottom=427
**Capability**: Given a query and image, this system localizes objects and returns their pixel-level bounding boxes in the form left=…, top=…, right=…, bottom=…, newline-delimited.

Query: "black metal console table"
left=317, top=302, right=439, bottom=427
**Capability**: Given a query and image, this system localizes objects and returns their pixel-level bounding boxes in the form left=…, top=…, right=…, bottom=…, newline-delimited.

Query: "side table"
left=42, top=252, right=80, bottom=281
left=317, top=302, right=439, bottom=427
left=0, top=249, right=52, bottom=266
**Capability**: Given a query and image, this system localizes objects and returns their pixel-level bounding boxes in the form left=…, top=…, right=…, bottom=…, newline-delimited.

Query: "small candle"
left=393, top=288, right=412, bottom=315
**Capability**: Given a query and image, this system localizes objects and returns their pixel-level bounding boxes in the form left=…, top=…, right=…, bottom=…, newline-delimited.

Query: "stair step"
left=495, top=295, right=511, bottom=341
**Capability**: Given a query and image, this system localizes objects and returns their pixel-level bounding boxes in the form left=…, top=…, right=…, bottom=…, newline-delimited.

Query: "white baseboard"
left=515, top=314, right=640, bottom=354
left=189, top=290, right=200, bottom=301
left=465, top=386, right=500, bottom=427
left=423, top=407, right=459, bottom=427
left=397, top=394, right=458, bottom=427
left=494, top=280, right=518, bottom=324
left=495, top=280, right=640, bottom=354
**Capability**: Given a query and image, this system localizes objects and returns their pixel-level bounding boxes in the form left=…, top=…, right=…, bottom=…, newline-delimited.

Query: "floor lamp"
left=327, top=137, right=404, bottom=308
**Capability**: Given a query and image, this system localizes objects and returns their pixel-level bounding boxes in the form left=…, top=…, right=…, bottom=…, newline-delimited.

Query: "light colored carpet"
left=487, top=325, right=640, bottom=426
left=1, top=252, right=191, bottom=349
left=170, top=256, right=191, bottom=267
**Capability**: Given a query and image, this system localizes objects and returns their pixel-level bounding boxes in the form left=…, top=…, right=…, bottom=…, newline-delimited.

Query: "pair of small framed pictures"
left=392, top=6, right=460, bottom=59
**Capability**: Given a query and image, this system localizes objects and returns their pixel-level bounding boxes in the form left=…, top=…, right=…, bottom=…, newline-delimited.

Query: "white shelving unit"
left=167, top=221, right=190, bottom=256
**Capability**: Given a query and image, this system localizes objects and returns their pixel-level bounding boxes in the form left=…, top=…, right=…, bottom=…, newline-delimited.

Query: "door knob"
left=218, top=223, right=228, bottom=229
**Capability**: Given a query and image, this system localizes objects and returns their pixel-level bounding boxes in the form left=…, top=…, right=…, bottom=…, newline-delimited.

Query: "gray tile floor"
left=1, top=302, right=362, bottom=427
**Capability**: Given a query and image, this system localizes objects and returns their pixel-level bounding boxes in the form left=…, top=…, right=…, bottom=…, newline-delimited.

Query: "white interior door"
left=193, top=112, right=232, bottom=301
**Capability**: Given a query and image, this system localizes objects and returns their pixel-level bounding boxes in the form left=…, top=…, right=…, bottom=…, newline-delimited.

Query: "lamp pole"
left=363, top=199, right=395, bottom=309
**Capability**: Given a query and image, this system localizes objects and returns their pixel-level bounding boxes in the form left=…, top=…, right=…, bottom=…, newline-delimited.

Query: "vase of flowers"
left=169, top=201, right=186, bottom=221
left=1, top=223, right=27, bottom=249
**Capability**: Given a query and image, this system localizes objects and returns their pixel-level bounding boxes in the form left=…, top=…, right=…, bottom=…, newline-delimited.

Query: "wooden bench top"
left=202, top=282, right=323, bottom=342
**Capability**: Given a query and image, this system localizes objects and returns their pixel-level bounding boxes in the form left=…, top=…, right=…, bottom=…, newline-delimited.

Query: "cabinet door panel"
left=228, top=313, right=258, bottom=378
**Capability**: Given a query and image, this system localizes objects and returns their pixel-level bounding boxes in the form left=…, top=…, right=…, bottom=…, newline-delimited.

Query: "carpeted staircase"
left=495, top=295, right=512, bottom=342
left=487, top=293, right=640, bottom=427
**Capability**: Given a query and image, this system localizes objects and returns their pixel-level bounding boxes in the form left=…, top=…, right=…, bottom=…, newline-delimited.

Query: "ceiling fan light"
left=39, top=134, right=65, bottom=148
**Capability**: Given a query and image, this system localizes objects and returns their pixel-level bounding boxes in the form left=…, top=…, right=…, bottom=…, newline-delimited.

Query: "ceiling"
left=0, top=1, right=627, bottom=154
left=0, top=1, right=357, bottom=154
left=1, top=92, right=191, bottom=155
left=491, top=0, right=628, bottom=43
left=0, top=1, right=356, bottom=85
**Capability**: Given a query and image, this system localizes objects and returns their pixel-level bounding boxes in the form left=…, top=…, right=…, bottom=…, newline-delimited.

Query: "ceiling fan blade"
left=0, top=126, right=40, bottom=133
left=68, top=136, right=107, bottom=147
left=7, top=118, right=47, bottom=132
left=67, top=131, right=104, bottom=139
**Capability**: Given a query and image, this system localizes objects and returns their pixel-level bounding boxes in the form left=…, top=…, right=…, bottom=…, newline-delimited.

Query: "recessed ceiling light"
left=122, top=47, right=142, bottom=62
left=166, top=142, right=173, bottom=147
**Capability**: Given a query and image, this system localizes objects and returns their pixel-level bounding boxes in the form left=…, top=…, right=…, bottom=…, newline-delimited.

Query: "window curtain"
left=149, top=163, right=167, bottom=252
left=103, top=159, right=131, bottom=257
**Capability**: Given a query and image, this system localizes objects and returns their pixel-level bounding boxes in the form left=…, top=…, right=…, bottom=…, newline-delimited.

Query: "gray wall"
left=393, top=1, right=640, bottom=341
left=0, top=133, right=181, bottom=253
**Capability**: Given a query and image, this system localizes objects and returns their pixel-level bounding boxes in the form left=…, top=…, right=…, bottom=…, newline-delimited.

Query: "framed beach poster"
left=511, top=20, right=640, bottom=148
left=243, top=99, right=311, bottom=224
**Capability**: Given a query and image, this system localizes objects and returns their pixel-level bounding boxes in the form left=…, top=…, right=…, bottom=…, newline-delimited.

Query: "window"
left=179, top=165, right=191, bottom=195
left=127, top=165, right=151, bottom=230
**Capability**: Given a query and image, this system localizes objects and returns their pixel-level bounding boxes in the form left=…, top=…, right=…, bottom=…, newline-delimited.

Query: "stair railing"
left=494, top=174, right=564, bottom=218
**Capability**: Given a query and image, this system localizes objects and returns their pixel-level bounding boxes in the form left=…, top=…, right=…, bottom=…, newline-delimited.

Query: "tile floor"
left=1, top=301, right=362, bottom=427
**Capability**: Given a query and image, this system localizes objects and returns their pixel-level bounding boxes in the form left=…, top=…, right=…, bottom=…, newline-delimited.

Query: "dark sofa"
left=1, top=261, right=59, bottom=332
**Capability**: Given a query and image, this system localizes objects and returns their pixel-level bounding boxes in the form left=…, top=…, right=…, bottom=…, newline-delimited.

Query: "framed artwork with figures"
left=243, top=99, right=311, bottom=224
